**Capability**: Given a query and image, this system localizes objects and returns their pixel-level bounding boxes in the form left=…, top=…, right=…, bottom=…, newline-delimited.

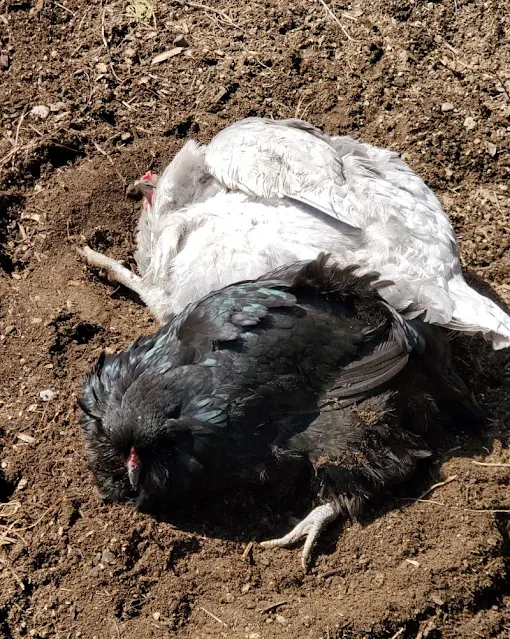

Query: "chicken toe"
left=260, top=502, right=339, bottom=569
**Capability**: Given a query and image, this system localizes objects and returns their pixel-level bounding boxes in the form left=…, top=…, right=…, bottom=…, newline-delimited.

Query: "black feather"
left=79, top=254, right=483, bottom=517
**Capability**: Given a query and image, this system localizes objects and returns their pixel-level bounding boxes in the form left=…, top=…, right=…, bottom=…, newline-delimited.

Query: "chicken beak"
left=127, top=446, right=142, bottom=490
left=127, top=462, right=141, bottom=490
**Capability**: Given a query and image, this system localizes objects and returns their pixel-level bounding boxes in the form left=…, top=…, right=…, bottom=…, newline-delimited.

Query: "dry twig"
left=199, top=606, right=229, bottom=627
left=260, top=600, right=287, bottom=614
left=417, top=475, right=458, bottom=500
left=187, top=1, right=244, bottom=31
left=92, top=141, right=126, bottom=186
left=241, top=540, right=254, bottom=559
left=472, top=461, right=510, bottom=468
left=101, top=8, right=121, bottom=82
left=407, top=498, right=510, bottom=514
left=493, top=71, right=510, bottom=102
left=316, top=0, right=352, bottom=40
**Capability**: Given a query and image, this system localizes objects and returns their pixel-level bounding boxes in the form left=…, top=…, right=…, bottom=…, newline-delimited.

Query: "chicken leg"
left=77, top=246, right=143, bottom=297
left=260, top=501, right=339, bottom=569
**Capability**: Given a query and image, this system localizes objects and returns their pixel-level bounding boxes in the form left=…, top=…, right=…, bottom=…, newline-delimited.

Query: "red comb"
left=141, top=171, right=154, bottom=181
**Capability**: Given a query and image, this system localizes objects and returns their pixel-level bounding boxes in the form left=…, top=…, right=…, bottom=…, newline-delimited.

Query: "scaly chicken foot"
left=260, top=501, right=339, bottom=569
left=77, top=246, right=143, bottom=297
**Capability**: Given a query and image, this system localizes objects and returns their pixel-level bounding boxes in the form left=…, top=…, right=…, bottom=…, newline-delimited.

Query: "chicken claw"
left=260, top=502, right=339, bottom=569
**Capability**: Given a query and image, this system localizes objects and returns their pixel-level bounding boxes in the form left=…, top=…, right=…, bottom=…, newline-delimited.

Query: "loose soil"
left=0, top=1, right=509, bottom=638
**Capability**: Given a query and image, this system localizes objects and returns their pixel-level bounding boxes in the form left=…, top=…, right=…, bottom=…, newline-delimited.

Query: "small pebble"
left=40, top=389, right=55, bottom=401
left=173, top=34, right=189, bottom=48
left=430, top=593, right=445, bottom=606
left=152, top=612, right=161, bottom=621
left=96, top=62, right=108, bottom=74
left=275, top=614, right=287, bottom=625
left=249, top=634, right=261, bottom=639
left=101, top=549, right=116, bottom=564
left=463, top=116, right=476, bottom=130
left=374, top=572, right=385, bottom=587
left=486, top=142, right=497, bottom=157
left=241, top=584, right=251, bottom=593
left=16, top=478, right=28, bottom=491
left=17, top=433, right=36, bottom=444
left=30, top=105, right=50, bottom=119
left=441, top=102, right=454, bottom=112
left=121, top=132, right=132, bottom=141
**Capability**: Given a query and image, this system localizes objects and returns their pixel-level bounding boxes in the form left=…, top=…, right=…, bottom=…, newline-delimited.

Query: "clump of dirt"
left=0, top=1, right=509, bottom=638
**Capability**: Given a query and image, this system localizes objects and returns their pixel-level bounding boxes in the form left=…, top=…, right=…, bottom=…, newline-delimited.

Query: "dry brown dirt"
left=1, top=1, right=509, bottom=638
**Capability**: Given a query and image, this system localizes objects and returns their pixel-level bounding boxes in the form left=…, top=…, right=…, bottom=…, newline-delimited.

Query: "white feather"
left=123, top=118, right=510, bottom=349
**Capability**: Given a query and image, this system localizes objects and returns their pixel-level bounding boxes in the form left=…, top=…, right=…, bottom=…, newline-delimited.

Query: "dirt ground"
left=0, top=0, right=509, bottom=637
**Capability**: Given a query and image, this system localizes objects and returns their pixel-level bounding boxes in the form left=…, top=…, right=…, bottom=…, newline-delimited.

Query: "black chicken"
left=79, top=255, right=482, bottom=567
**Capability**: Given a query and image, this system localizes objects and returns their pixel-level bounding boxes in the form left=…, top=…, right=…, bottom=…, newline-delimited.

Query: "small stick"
left=14, top=110, right=26, bottom=147
left=101, top=8, right=121, bottom=82
left=472, top=461, right=510, bottom=468
left=260, top=600, right=287, bottom=614
left=113, top=619, right=121, bottom=638
left=389, top=629, right=405, bottom=639
left=417, top=475, right=457, bottom=500
left=405, top=559, right=420, bottom=568
left=18, top=498, right=64, bottom=532
left=493, top=71, right=510, bottom=102
left=199, top=606, right=228, bottom=628
left=241, top=541, right=254, bottom=560
left=187, top=1, right=244, bottom=31
left=412, top=498, right=445, bottom=505
left=316, top=0, right=352, bottom=41
left=93, top=141, right=108, bottom=156
left=341, top=13, right=359, bottom=21
left=404, top=499, right=510, bottom=513
left=318, top=568, right=343, bottom=579
left=92, top=141, right=126, bottom=186
left=55, top=1, right=74, bottom=15
left=28, top=123, right=44, bottom=137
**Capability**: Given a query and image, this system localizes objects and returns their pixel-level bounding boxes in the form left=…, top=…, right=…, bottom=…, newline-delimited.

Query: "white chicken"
left=78, top=117, right=510, bottom=349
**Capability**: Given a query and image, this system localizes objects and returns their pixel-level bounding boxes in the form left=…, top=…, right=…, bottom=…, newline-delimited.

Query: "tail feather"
left=445, top=279, right=510, bottom=350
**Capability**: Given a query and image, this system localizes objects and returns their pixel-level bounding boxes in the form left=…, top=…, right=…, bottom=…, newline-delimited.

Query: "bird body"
left=79, top=256, right=482, bottom=566
left=79, top=117, right=510, bottom=349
